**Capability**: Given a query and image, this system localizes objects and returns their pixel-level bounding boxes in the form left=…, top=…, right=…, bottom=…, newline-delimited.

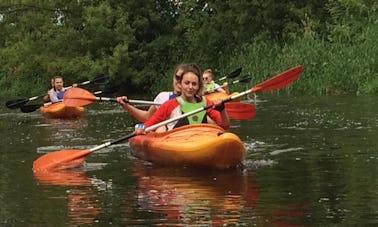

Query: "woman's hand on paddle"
left=134, top=123, right=146, bottom=135
left=212, top=98, right=225, bottom=112
left=116, top=96, right=129, bottom=105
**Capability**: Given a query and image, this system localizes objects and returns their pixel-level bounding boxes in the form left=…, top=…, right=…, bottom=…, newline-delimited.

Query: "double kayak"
left=40, top=102, right=84, bottom=119
left=129, top=124, right=245, bottom=169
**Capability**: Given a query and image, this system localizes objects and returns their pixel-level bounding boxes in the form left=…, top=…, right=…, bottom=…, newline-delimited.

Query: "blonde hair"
left=203, top=69, right=213, bottom=74
left=203, top=68, right=214, bottom=80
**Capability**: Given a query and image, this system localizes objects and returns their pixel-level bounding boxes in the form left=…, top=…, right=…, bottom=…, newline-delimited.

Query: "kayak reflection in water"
left=131, top=161, right=259, bottom=225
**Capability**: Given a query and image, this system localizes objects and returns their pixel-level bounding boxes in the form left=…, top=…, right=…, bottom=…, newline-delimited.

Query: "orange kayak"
left=205, top=91, right=241, bottom=102
left=40, top=102, right=84, bottom=119
left=129, top=124, right=245, bottom=169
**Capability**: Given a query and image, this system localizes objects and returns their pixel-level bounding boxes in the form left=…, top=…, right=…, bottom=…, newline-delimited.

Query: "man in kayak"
left=203, top=68, right=229, bottom=95
left=116, top=64, right=186, bottom=122
left=134, top=63, right=230, bottom=134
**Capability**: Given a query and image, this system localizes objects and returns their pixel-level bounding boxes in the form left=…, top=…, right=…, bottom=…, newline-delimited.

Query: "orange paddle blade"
left=225, top=102, right=256, bottom=120
left=63, top=87, right=96, bottom=107
left=252, top=65, right=303, bottom=92
left=33, top=149, right=91, bottom=172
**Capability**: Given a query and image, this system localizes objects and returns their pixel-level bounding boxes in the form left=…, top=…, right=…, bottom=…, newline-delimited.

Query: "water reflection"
left=33, top=165, right=109, bottom=226
left=34, top=168, right=91, bottom=186
left=128, top=161, right=259, bottom=226
left=66, top=188, right=100, bottom=227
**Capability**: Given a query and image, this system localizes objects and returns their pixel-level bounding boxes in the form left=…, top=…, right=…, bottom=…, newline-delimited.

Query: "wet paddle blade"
left=239, top=74, right=252, bottom=83
left=92, top=73, right=110, bottom=85
left=63, top=87, right=97, bottom=107
left=5, top=99, right=29, bottom=109
left=227, top=67, right=243, bottom=79
left=225, top=102, right=256, bottom=120
left=252, top=65, right=303, bottom=92
left=20, top=104, right=43, bottom=113
left=218, top=67, right=242, bottom=81
left=33, top=149, right=91, bottom=172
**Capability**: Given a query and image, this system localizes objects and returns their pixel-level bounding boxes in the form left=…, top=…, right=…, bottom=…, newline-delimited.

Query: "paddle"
left=19, top=90, right=105, bottom=113
left=217, top=67, right=242, bottom=81
left=32, top=65, right=303, bottom=172
left=62, top=87, right=160, bottom=107
left=224, top=102, right=256, bottom=120
left=5, top=73, right=109, bottom=109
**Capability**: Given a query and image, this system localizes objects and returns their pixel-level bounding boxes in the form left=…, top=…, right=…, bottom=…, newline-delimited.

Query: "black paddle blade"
left=19, top=104, right=42, bottom=113
left=5, top=99, right=29, bottom=109
left=218, top=67, right=243, bottom=82
left=227, top=67, right=242, bottom=79
left=92, top=73, right=110, bottom=85
left=239, top=74, right=252, bottom=83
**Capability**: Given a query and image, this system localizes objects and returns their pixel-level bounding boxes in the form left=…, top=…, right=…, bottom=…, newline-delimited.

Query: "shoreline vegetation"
left=0, top=1, right=377, bottom=98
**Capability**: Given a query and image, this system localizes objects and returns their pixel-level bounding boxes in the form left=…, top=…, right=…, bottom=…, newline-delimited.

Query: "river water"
left=0, top=94, right=377, bottom=226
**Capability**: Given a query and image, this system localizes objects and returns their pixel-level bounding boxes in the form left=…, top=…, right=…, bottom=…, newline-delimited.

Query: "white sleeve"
left=153, top=92, right=170, bottom=105
left=214, top=83, right=221, bottom=89
left=49, top=89, right=59, bottom=103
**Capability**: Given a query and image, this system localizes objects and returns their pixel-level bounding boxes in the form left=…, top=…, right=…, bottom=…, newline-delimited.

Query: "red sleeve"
left=205, top=98, right=223, bottom=126
left=144, top=99, right=179, bottom=127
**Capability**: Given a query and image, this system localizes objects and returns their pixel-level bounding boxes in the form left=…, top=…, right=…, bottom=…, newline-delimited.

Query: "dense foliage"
left=0, top=0, right=377, bottom=97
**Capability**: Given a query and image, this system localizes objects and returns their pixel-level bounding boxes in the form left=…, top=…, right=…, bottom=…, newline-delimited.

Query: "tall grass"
left=230, top=23, right=378, bottom=95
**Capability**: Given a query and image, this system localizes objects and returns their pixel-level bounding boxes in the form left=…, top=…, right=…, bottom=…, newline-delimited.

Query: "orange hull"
left=205, top=91, right=241, bottom=102
left=129, top=124, right=245, bottom=169
left=40, top=102, right=84, bottom=119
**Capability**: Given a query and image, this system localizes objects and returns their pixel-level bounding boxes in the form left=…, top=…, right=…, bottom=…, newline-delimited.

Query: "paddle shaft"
left=93, top=97, right=159, bottom=105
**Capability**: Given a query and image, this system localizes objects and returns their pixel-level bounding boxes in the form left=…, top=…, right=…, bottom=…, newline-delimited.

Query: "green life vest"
left=204, top=82, right=216, bottom=91
left=176, top=96, right=206, bottom=124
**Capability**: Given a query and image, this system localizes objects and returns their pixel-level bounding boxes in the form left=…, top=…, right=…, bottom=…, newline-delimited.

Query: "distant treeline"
left=0, top=0, right=377, bottom=97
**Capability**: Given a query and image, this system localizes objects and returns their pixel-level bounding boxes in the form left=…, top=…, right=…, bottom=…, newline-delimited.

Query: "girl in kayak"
left=203, top=68, right=229, bottom=95
left=135, top=63, right=230, bottom=134
left=116, top=64, right=186, bottom=122
left=43, top=76, right=77, bottom=103
left=43, top=76, right=66, bottom=103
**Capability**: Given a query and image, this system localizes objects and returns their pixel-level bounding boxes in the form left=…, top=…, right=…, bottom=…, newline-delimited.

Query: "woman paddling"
left=134, top=63, right=230, bottom=134
left=116, top=64, right=186, bottom=122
